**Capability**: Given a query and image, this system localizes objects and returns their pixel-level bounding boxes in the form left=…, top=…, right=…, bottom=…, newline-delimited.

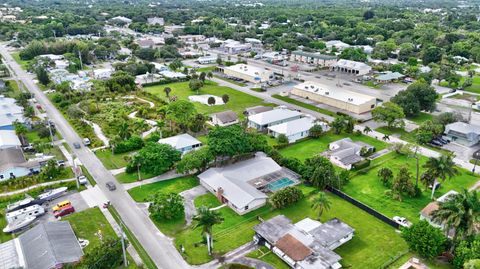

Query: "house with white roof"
left=159, top=70, right=187, bottom=79
left=445, top=122, right=480, bottom=147
left=248, top=108, right=303, bottom=131
left=223, top=64, right=274, bottom=84
left=0, top=130, right=21, bottom=149
left=253, top=215, right=354, bottom=269
left=92, top=68, right=114, bottom=80
left=326, top=40, right=351, bottom=51
left=332, top=59, right=372, bottom=76
left=0, top=96, right=25, bottom=130
left=158, top=133, right=202, bottom=154
left=268, top=117, right=328, bottom=143
left=54, top=59, right=70, bottom=70
left=291, top=81, right=377, bottom=114
left=199, top=153, right=300, bottom=215
left=197, top=56, right=218, bottom=64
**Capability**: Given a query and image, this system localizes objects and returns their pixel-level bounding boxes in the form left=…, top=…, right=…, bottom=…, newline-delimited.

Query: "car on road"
left=393, top=216, right=412, bottom=228
left=77, top=175, right=88, bottom=185
left=73, top=142, right=81, bottom=149
left=106, top=181, right=116, bottom=191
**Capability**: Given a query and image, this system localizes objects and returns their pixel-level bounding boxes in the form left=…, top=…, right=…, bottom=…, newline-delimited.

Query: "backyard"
left=342, top=152, right=478, bottom=222
left=278, top=132, right=388, bottom=161
left=144, top=80, right=271, bottom=116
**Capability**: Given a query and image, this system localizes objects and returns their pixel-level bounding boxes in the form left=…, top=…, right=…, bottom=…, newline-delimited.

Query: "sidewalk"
left=122, top=170, right=183, bottom=190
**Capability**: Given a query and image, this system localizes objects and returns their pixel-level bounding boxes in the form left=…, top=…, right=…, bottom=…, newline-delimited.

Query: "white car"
left=393, top=216, right=412, bottom=228
left=77, top=175, right=88, bottom=185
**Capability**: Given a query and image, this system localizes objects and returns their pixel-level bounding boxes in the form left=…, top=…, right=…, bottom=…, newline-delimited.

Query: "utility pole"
left=78, top=51, right=83, bottom=70
left=47, top=118, right=54, bottom=143
left=120, top=228, right=128, bottom=267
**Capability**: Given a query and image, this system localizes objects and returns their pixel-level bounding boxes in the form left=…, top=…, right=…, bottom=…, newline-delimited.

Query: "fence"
left=326, top=186, right=400, bottom=229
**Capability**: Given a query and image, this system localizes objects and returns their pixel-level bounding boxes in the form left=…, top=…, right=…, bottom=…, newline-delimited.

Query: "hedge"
left=113, top=135, right=144, bottom=154
left=352, top=159, right=371, bottom=170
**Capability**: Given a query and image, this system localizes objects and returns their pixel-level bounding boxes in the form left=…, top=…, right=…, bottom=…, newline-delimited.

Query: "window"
left=371, top=104, right=375, bottom=108
left=244, top=205, right=249, bottom=210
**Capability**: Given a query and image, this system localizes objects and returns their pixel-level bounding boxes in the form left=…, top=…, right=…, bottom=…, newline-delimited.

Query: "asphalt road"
left=0, top=45, right=189, bottom=269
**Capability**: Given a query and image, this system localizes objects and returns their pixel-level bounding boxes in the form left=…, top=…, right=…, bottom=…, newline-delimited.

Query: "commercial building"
left=291, top=81, right=377, bottom=114
left=0, top=221, right=83, bottom=269
left=375, top=72, right=405, bottom=83
left=223, top=64, right=274, bottom=84
left=199, top=153, right=300, bottom=215
left=290, top=51, right=337, bottom=67
left=253, top=215, right=354, bottom=269
left=197, top=56, right=217, bottom=64
left=221, top=40, right=252, bottom=54
left=268, top=117, right=328, bottom=143
left=332, top=59, right=372, bottom=76
left=445, top=122, right=480, bottom=147
left=158, top=133, right=202, bottom=154
left=248, top=108, right=303, bottom=131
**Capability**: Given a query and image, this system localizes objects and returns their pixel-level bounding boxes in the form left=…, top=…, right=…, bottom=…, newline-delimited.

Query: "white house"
left=248, top=108, right=303, bottom=131
left=0, top=130, right=21, bottom=149
left=0, top=96, right=25, bottom=131
left=209, top=110, right=239, bottom=126
left=445, top=122, right=480, bottom=147
left=158, top=133, right=202, bottom=154
left=328, top=138, right=374, bottom=170
left=333, top=59, right=372, bottom=76
left=254, top=215, right=354, bottom=269
left=420, top=190, right=459, bottom=232
left=197, top=56, right=217, bottom=64
left=54, top=59, right=70, bottom=70
left=199, top=153, right=300, bottom=215
left=223, top=64, right=274, bottom=84
left=268, top=117, right=328, bottom=143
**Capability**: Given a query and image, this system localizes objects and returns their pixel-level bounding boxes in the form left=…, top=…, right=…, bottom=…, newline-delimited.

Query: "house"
left=137, top=39, right=155, bottom=49
left=0, top=130, right=21, bottom=149
left=0, top=95, right=25, bottom=130
left=37, top=54, right=64, bottom=61
left=178, top=35, right=206, bottom=44
left=291, top=81, right=377, bottom=114
left=333, top=60, right=372, bottom=76
left=268, top=117, right=328, bottom=143
left=326, top=40, right=351, bottom=51
left=54, top=59, right=70, bottom=70
left=290, top=51, right=337, bottom=67
left=420, top=190, right=459, bottom=230
left=262, top=52, right=287, bottom=64
left=158, top=133, right=202, bottom=154
left=147, top=17, right=164, bottom=26
left=244, top=106, right=273, bottom=116
left=209, top=110, right=239, bottom=126
left=158, top=70, right=187, bottom=79
left=375, top=72, right=405, bottom=83
left=0, top=221, right=83, bottom=269
left=92, top=68, right=114, bottom=80
left=111, top=16, right=132, bottom=25
left=164, top=25, right=185, bottom=34
left=0, top=147, right=53, bottom=180
left=253, top=215, right=354, bottom=269
left=199, top=153, right=300, bottom=215
left=248, top=108, right=303, bottom=131
left=328, top=138, right=374, bottom=170
left=197, top=56, right=218, bottom=64
left=444, top=122, right=480, bottom=147
left=223, top=64, right=274, bottom=84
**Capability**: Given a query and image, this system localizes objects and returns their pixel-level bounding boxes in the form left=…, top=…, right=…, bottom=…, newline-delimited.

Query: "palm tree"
left=423, top=154, right=459, bottom=199
left=382, top=134, right=390, bottom=141
left=311, top=192, right=332, bottom=220
left=363, top=126, right=372, bottom=134
left=193, top=206, right=224, bottom=255
left=432, top=189, right=480, bottom=243
left=118, top=121, right=131, bottom=141
left=164, top=87, right=171, bottom=98
left=14, top=121, right=28, bottom=145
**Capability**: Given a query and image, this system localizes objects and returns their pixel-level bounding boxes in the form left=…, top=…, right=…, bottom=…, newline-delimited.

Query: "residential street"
left=0, top=44, right=190, bottom=269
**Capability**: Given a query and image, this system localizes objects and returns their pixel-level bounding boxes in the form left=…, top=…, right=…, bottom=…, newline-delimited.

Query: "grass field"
left=343, top=152, right=477, bottom=222
left=144, top=80, right=268, bottom=116
left=128, top=176, right=199, bottom=202
left=175, top=191, right=408, bottom=268
left=246, top=246, right=290, bottom=269
left=278, top=132, right=388, bottom=161
left=115, top=171, right=157, bottom=183
left=272, top=94, right=337, bottom=117
left=406, top=112, right=434, bottom=125
left=96, top=149, right=134, bottom=170
left=11, top=52, right=31, bottom=70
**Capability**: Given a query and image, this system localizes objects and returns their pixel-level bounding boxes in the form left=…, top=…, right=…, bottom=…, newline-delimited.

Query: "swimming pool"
left=267, top=178, right=295, bottom=191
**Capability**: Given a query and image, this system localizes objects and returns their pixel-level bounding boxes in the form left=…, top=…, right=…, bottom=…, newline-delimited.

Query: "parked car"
left=83, top=138, right=91, bottom=146
left=393, top=216, right=412, bottom=228
left=106, top=181, right=116, bottom=191
left=52, top=200, right=71, bottom=212
left=57, top=160, right=65, bottom=167
left=54, top=205, right=75, bottom=218
left=77, top=175, right=88, bottom=185
left=73, top=142, right=81, bottom=149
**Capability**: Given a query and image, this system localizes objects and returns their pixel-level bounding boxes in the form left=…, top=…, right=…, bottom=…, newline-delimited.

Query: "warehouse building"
left=290, top=51, right=337, bottom=67
left=291, top=81, right=377, bottom=114
left=332, top=59, right=372, bottom=76
left=223, top=64, right=274, bottom=84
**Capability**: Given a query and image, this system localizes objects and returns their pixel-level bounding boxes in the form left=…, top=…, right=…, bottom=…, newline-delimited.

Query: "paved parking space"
left=37, top=191, right=89, bottom=222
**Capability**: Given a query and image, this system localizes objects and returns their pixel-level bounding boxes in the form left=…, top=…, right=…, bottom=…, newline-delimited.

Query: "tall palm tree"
left=382, top=134, right=390, bottom=141
left=14, top=121, right=28, bottom=145
left=311, top=192, right=332, bottom=220
left=423, top=154, right=459, bottom=199
left=363, top=126, right=372, bottom=134
left=193, top=206, right=224, bottom=255
left=432, top=189, right=480, bottom=243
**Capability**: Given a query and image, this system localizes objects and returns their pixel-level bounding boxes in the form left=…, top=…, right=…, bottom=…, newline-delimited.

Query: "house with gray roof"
left=158, top=133, right=202, bottom=155
left=253, top=215, right=354, bottom=269
left=0, top=221, right=83, bottom=269
left=248, top=108, right=303, bottom=131
left=244, top=106, right=273, bottom=116
left=445, top=122, right=480, bottom=147
left=209, top=110, right=239, bottom=127
left=375, top=72, right=405, bottom=83
left=199, top=152, right=300, bottom=215
left=0, top=147, right=53, bottom=181
left=328, top=138, right=374, bottom=170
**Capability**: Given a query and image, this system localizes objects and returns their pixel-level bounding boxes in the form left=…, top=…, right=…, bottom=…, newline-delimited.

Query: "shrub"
left=351, top=159, right=371, bottom=170
left=401, top=221, right=446, bottom=259
left=269, top=186, right=304, bottom=209
left=113, top=135, right=144, bottom=154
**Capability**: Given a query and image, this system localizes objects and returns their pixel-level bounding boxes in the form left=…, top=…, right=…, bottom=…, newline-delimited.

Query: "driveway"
left=180, top=185, right=208, bottom=226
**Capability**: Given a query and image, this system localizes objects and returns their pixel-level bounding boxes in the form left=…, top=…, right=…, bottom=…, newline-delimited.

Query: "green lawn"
left=11, top=52, right=31, bottom=70
left=246, top=246, right=290, bottom=269
left=144, top=80, right=268, bottom=116
left=272, top=94, right=337, bottom=117
left=197, top=66, right=216, bottom=73
left=128, top=176, right=199, bottom=202
left=449, top=92, right=480, bottom=101
left=343, top=152, right=478, bottom=222
left=95, top=149, right=134, bottom=170
left=279, top=132, right=388, bottom=161
left=363, top=80, right=382, bottom=89
left=115, top=171, right=158, bottom=184
left=406, top=112, right=434, bottom=125
left=3, top=80, right=23, bottom=98
left=24, top=129, right=51, bottom=144
left=175, top=191, right=408, bottom=268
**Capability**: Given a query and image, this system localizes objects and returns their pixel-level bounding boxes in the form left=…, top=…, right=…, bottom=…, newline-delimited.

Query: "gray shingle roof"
left=212, top=110, right=238, bottom=124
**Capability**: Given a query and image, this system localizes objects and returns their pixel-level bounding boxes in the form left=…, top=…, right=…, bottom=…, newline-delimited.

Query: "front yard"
left=278, top=132, right=388, bottom=161
left=144, top=80, right=271, bottom=116
left=128, top=176, right=199, bottom=202
left=342, top=152, right=478, bottom=222
left=96, top=149, right=134, bottom=170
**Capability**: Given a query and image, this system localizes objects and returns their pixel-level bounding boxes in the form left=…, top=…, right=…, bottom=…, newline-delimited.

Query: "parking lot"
left=37, top=190, right=90, bottom=222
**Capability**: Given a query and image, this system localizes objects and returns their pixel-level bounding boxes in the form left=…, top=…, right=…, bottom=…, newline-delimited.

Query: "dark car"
left=73, top=142, right=81, bottom=149
left=106, top=181, right=116, bottom=191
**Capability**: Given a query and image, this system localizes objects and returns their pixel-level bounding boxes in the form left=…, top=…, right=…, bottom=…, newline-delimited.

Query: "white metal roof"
left=294, top=81, right=376, bottom=106
left=0, top=130, right=21, bottom=149
left=248, top=108, right=302, bottom=126
left=158, top=133, right=201, bottom=150
left=335, top=59, right=371, bottom=71
left=267, top=117, right=315, bottom=136
left=224, top=64, right=272, bottom=79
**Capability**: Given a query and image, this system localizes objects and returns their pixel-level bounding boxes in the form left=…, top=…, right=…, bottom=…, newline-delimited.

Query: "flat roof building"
left=326, top=40, right=351, bottom=51
left=223, top=64, right=274, bottom=84
left=332, top=59, right=372, bottom=76
left=445, top=122, right=480, bottom=147
left=248, top=108, right=303, bottom=131
left=375, top=72, right=405, bottom=83
left=0, top=130, right=21, bottom=149
left=253, top=215, right=354, bottom=269
left=291, top=51, right=337, bottom=67
left=291, top=81, right=377, bottom=114
left=0, top=96, right=25, bottom=130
